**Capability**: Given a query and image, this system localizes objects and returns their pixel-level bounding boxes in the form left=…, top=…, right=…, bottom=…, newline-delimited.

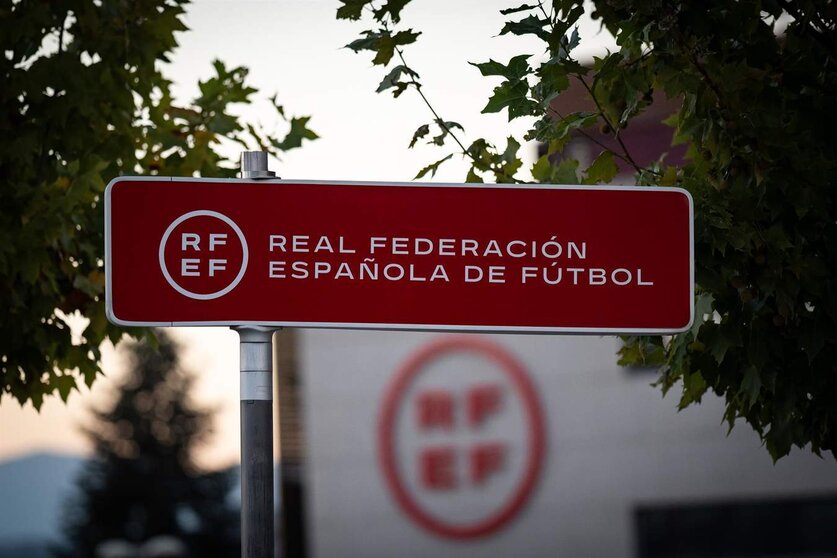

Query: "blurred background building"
left=291, top=329, right=837, bottom=558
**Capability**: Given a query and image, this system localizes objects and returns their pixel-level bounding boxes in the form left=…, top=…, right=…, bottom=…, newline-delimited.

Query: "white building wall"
left=298, top=329, right=837, bottom=557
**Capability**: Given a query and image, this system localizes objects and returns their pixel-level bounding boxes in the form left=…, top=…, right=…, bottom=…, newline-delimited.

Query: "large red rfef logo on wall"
left=378, top=337, right=545, bottom=539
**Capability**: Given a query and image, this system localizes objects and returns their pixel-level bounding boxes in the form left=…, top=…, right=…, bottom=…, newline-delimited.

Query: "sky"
left=0, top=0, right=615, bottom=471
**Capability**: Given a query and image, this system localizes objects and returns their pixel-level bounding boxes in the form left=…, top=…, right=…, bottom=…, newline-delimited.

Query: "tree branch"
left=547, top=106, right=649, bottom=173
left=576, top=75, right=647, bottom=174
left=375, top=16, right=523, bottom=184
left=536, top=2, right=654, bottom=176
left=58, top=11, right=69, bottom=54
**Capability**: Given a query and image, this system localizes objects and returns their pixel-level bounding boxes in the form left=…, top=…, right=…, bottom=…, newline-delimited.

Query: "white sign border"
left=105, top=176, right=695, bottom=334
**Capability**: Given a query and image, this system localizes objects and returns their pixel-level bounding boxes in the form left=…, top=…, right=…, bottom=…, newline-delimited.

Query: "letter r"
left=416, top=390, right=454, bottom=430
left=181, top=233, right=200, bottom=251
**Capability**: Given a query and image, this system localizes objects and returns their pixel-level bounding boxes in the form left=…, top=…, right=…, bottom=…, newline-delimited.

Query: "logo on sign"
left=379, top=337, right=545, bottom=539
left=158, top=210, right=248, bottom=300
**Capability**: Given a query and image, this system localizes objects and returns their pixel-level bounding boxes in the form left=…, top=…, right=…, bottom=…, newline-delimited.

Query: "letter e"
left=181, top=258, right=200, bottom=277
left=420, top=446, right=456, bottom=490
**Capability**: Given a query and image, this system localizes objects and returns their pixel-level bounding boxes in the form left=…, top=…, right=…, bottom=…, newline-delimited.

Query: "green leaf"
left=583, top=150, right=618, bottom=184
left=700, top=322, right=741, bottom=365
left=466, top=138, right=494, bottom=172
left=766, top=422, right=794, bottom=462
left=336, top=0, right=371, bottom=20
left=430, top=120, right=464, bottom=146
left=469, top=54, right=532, bottom=81
left=30, top=389, right=44, bottom=411
left=495, top=136, right=523, bottom=182
left=533, top=62, right=570, bottom=106
left=554, top=27, right=580, bottom=61
left=53, top=374, right=76, bottom=402
left=553, top=158, right=579, bottom=184
left=409, top=124, right=430, bottom=148
left=555, top=111, right=598, bottom=139
left=246, top=123, right=270, bottom=152
left=678, top=371, right=708, bottom=410
left=740, top=366, right=762, bottom=410
left=617, top=336, right=665, bottom=367
left=271, top=116, right=319, bottom=151
left=691, top=293, right=714, bottom=337
left=466, top=166, right=484, bottom=183
left=531, top=154, right=553, bottom=182
left=373, top=0, right=410, bottom=23
left=499, top=14, right=550, bottom=42
left=501, top=136, right=521, bottom=163
left=344, top=28, right=420, bottom=65
left=415, top=154, right=453, bottom=179
left=499, top=4, right=538, bottom=15
left=376, top=64, right=419, bottom=96
left=481, top=80, right=537, bottom=120
left=660, top=165, right=678, bottom=186
left=346, top=30, right=384, bottom=53
left=371, top=30, right=421, bottom=66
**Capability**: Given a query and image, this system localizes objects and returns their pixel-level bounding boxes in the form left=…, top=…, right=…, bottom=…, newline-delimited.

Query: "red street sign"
left=105, top=177, right=693, bottom=333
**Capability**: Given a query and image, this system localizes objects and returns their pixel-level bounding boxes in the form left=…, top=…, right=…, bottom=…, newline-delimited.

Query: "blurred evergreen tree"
left=57, top=331, right=238, bottom=557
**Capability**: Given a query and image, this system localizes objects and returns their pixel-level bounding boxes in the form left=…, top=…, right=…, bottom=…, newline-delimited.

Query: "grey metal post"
left=235, top=326, right=275, bottom=558
left=236, top=151, right=277, bottom=558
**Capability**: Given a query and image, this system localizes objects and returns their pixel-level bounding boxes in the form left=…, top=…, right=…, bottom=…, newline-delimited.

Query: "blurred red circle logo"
left=379, top=336, right=545, bottom=539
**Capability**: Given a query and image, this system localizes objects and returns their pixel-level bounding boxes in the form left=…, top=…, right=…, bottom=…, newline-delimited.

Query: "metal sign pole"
left=235, top=151, right=277, bottom=558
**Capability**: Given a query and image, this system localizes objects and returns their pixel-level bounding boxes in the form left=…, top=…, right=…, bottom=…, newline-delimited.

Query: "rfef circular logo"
left=158, top=210, right=248, bottom=300
left=378, top=336, right=545, bottom=539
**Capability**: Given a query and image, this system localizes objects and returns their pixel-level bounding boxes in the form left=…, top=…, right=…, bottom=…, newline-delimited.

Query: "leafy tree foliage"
left=1, top=0, right=316, bottom=408
left=338, top=0, right=837, bottom=459
left=58, top=331, right=238, bottom=557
